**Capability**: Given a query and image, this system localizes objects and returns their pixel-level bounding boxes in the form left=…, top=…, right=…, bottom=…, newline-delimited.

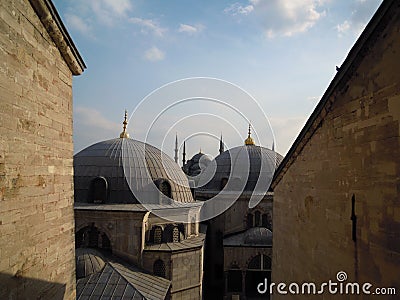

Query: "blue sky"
left=53, top=0, right=383, bottom=161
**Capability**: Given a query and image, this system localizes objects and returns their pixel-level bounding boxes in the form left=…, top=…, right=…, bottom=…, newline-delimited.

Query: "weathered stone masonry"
left=0, top=0, right=84, bottom=299
left=272, top=1, right=400, bottom=299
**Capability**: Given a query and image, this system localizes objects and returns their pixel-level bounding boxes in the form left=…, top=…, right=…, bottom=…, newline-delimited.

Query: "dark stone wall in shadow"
left=0, top=273, right=66, bottom=300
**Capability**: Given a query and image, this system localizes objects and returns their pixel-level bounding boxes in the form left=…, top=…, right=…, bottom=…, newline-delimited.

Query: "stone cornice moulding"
left=29, top=0, right=86, bottom=75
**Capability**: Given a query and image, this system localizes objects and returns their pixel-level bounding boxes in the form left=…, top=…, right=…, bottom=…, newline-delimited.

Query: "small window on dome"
left=220, top=178, right=228, bottom=190
left=158, top=180, right=172, bottom=199
left=91, top=176, right=108, bottom=203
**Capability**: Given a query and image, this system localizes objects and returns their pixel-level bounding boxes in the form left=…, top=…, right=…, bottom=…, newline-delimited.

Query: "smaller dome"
left=183, top=152, right=212, bottom=177
left=244, top=227, right=272, bottom=245
left=76, top=248, right=106, bottom=279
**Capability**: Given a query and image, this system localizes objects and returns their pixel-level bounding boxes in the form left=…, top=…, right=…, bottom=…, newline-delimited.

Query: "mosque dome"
left=182, top=151, right=212, bottom=177
left=74, top=111, right=193, bottom=204
left=243, top=227, right=273, bottom=245
left=197, top=143, right=283, bottom=193
left=75, top=248, right=106, bottom=279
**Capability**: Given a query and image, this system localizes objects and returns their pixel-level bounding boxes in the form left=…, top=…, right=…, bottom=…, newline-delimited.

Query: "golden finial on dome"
left=119, top=110, right=130, bottom=138
left=244, top=123, right=255, bottom=145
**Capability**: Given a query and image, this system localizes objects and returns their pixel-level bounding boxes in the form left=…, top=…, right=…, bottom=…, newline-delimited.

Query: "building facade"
left=272, top=0, right=400, bottom=299
left=73, top=119, right=205, bottom=300
left=0, top=0, right=85, bottom=299
left=183, top=129, right=282, bottom=299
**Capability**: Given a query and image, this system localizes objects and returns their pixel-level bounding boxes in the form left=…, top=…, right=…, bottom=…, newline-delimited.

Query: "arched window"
left=153, top=226, right=163, bottom=244
left=100, top=233, right=111, bottom=251
left=159, top=181, right=172, bottom=198
left=75, top=225, right=112, bottom=253
left=153, top=259, right=166, bottom=278
left=248, top=255, right=271, bottom=270
left=220, top=178, right=228, bottom=190
left=91, top=176, right=108, bottom=203
left=172, top=226, right=180, bottom=243
left=247, top=213, right=253, bottom=228
left=263, top=255, right=271, bottom=270
left=262, top=214, right=269, bottom=228
left=246, top=255, right=271, bottom=298
left=163, top=224, right=181, bottom=243
left=254, top=211, right=261, bottom=227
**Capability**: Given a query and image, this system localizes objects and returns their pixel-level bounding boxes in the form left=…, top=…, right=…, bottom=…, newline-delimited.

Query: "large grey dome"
left=74, top=138, right=193, bottom=204
left=197, top=144, right=283, bottom=193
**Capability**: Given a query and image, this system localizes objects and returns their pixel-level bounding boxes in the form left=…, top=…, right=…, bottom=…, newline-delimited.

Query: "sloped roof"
left=76, top=262, right=170, bottom=300
left=144, top=233, right=205, bottom=252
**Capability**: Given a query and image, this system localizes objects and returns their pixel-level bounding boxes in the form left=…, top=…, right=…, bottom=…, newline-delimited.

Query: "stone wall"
left=171, top=248, right=203, bottom=298
left=75, top=210, right=147, bottom=265
left=0, top=0, right=79, bottom=298
left=142, top=248, right=203, bottom=300
left=272, top=2, right=400, bottom=299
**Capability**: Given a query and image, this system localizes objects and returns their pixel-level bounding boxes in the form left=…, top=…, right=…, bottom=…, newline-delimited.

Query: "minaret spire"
left=182, top=141, right=186, bottom=166
left=244, top=123, right=255, bottom=145
left=272, top=140, right=275, bottom=152
left=219, top=133, right=224, bottom=154
left=174, top=133, right=179, bottom=163
left=119, top=110, right=130, bottom=138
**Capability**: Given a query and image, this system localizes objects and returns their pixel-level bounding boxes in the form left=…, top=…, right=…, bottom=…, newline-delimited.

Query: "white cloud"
left=65, top=14, right=92, bottom=36
left=102, top=0, right=132, bottom=16
left=225, top=0, right=326, bottom=38
left=129, top=17, right=167, bottom=37
left=224, top=3, right=254, bottom=16
left=74, top=107, right=122, bottom=153
left=75, top=107, right=120, bottom=132
left=144, top=47, right=165, bottom=62
left=269, top=116, right=308, bottom=155
left=335, top=0, right=382, bottom=37
left=178, top=23, right=204, bottom=35
left=336, top=20, right=350, bottom=35
left=68, top=0, right=132, bottom=27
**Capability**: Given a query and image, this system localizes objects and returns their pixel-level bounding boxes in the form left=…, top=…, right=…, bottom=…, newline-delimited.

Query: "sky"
left=53, top=0, right=383, bottom=162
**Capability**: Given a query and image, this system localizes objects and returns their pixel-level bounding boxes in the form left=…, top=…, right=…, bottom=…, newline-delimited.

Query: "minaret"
left=219, top=134, right=224, bottom=154
left=272, top=140, right=275, bottom=152
left=119, top=110, right=130, bottom=138
left=182, top=141, right=186, bottom=166
left=174, top=134, right=179, bottom=164
left=244, top=123, right=255, bottom=145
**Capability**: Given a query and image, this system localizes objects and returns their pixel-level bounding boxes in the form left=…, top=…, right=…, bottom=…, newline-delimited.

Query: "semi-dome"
left=197, top=144, right=283, bottom=193
left=75, top=248, right=106, bottom=279
left=74, top=113, right=193, bottom=204
left=243, top=227, right=273, bottom=245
